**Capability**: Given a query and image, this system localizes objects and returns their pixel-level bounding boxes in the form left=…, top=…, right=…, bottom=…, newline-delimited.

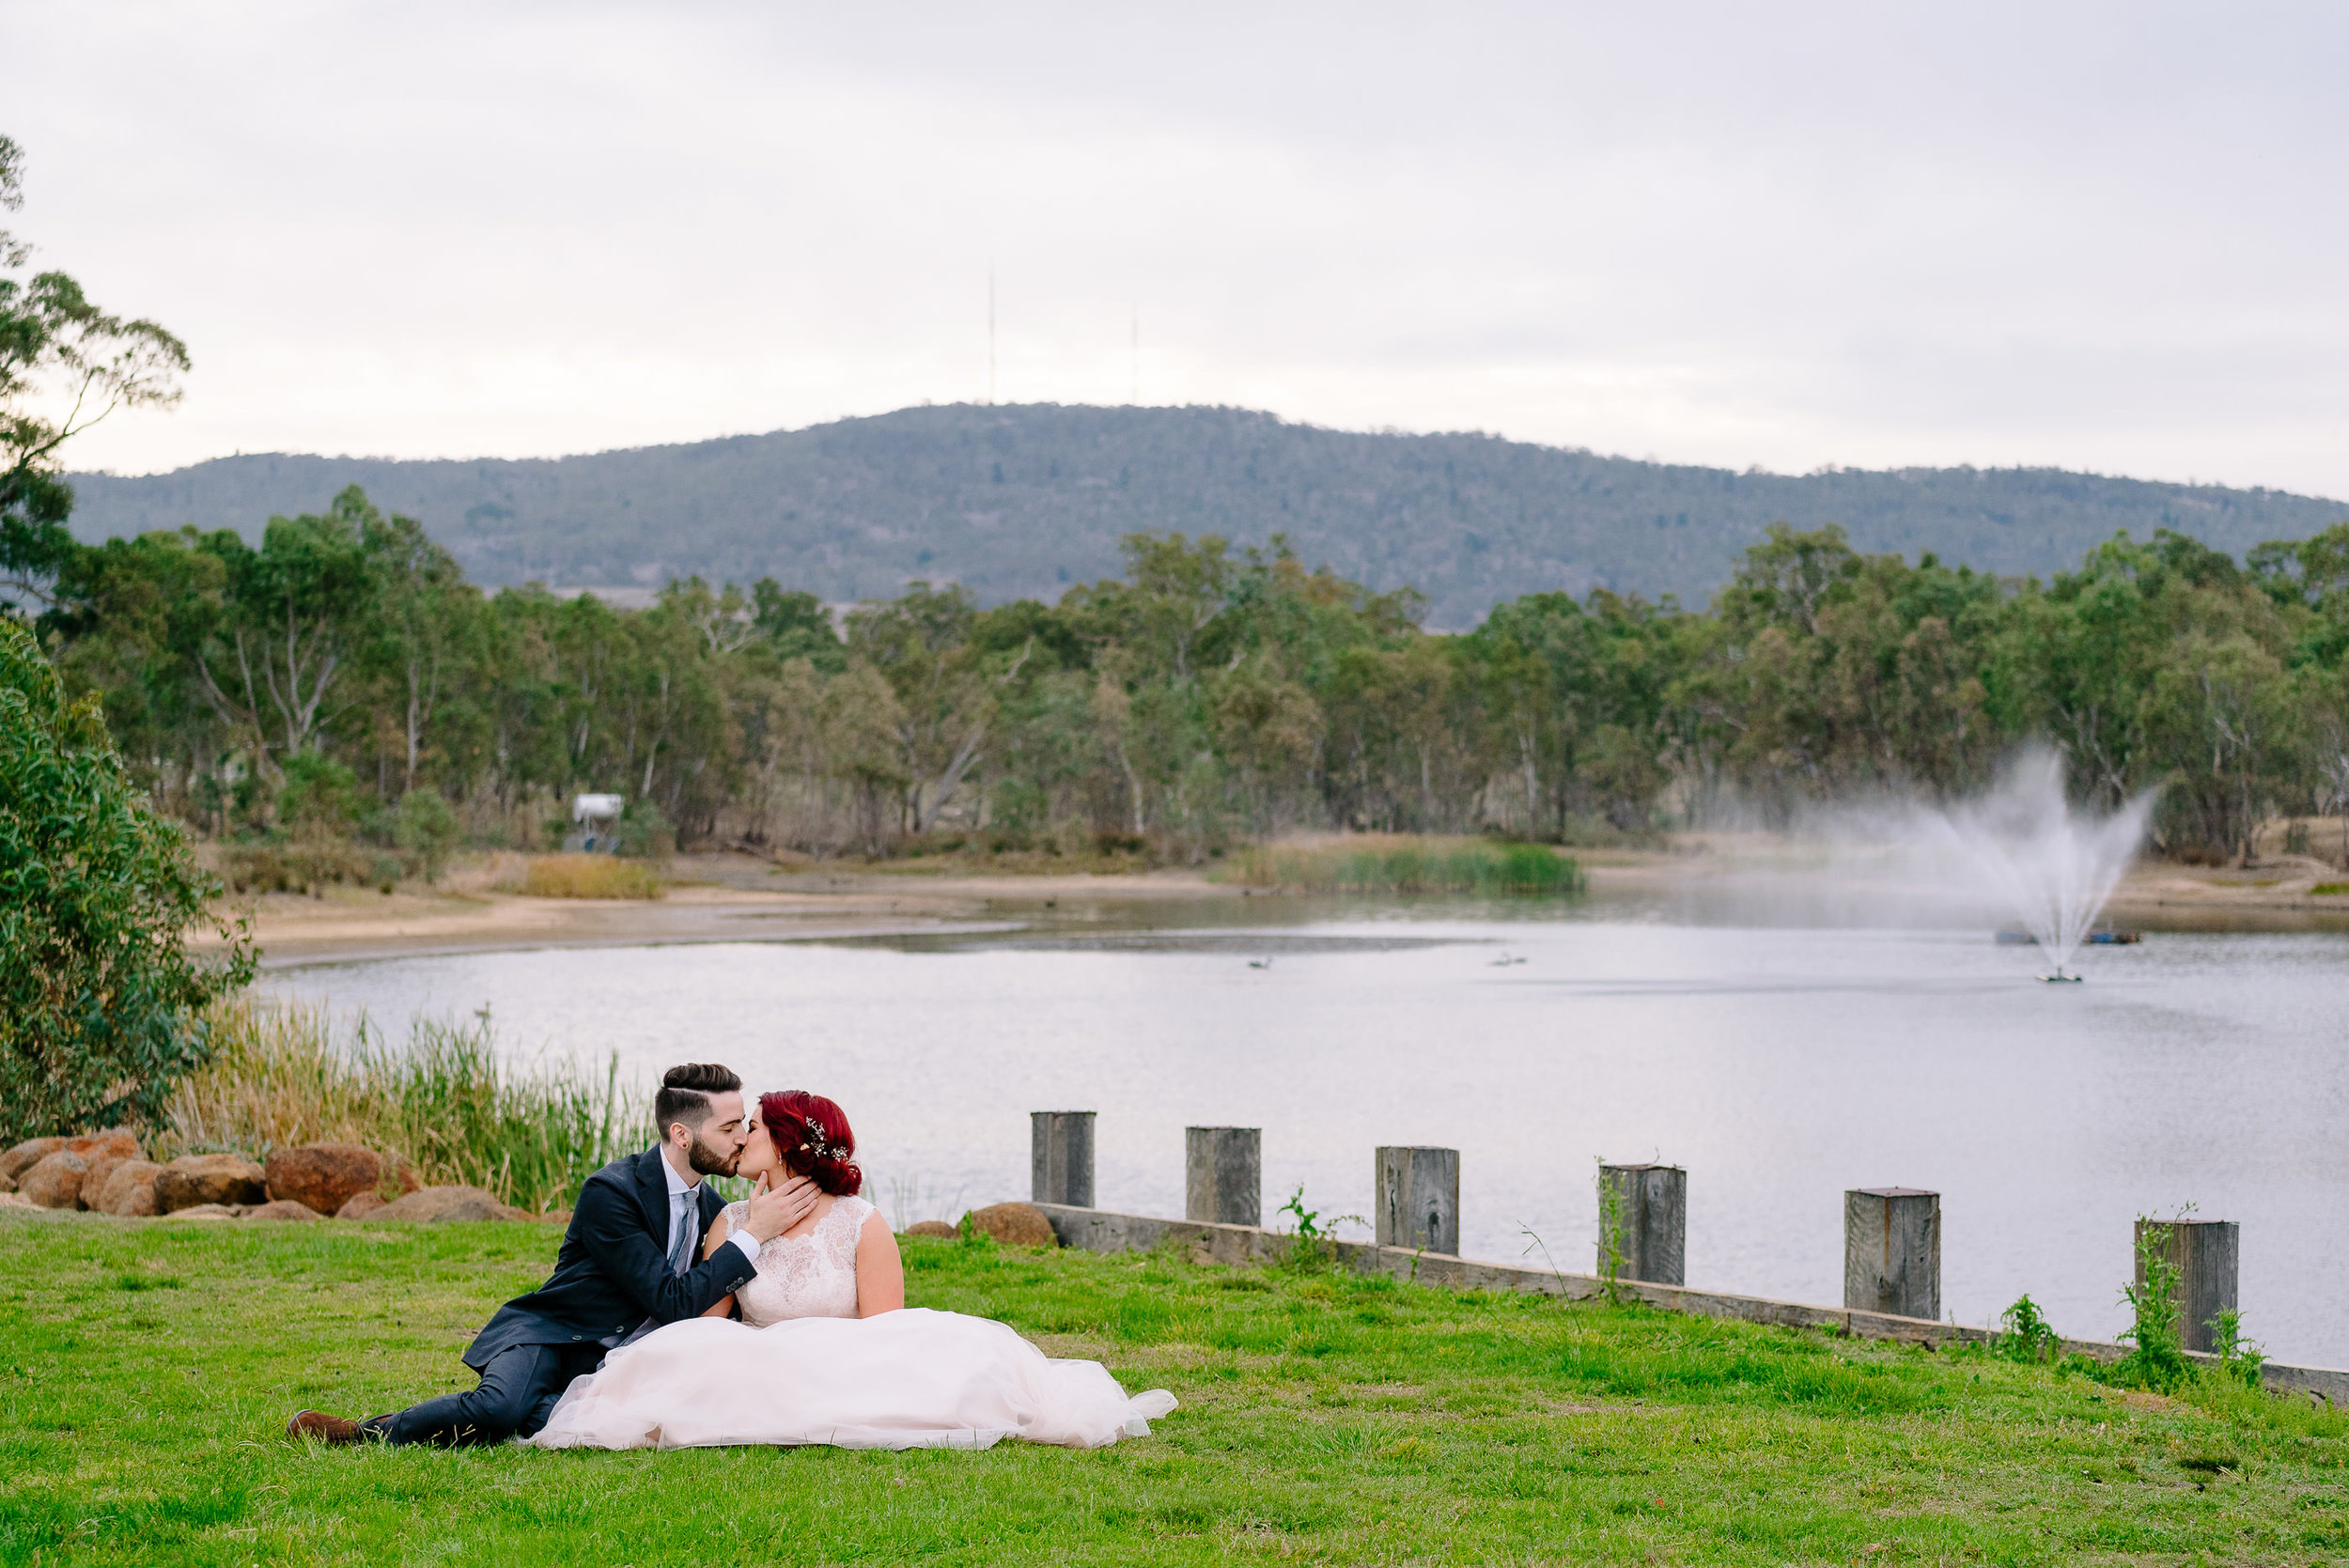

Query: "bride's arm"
left=698, top=1214, right=738, bottom=1319
left=854, top=1211, right=904, bottom=1317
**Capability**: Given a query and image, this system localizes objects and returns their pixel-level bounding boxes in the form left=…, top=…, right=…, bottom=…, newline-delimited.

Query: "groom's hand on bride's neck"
left=738, top=1173, right=820, bottom=1243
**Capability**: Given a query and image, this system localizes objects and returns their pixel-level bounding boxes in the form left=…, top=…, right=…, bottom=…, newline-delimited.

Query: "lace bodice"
left=722, top=1195, right=873, bottom=1327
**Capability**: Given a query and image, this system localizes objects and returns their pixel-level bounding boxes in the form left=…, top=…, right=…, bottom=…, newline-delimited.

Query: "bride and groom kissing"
left=288, top=1063, right=1174, bottom=1451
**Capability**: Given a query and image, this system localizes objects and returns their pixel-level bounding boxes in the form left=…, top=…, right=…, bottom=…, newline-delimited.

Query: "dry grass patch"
left=522, top=853, right=665, bottom=899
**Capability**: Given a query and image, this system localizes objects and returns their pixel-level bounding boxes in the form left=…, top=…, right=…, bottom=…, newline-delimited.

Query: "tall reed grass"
left=523, top=854, right=666, bottom=900
left=1229, top=836, right=1585, bottom=896
left=162, top=994, right=648, bottom=1213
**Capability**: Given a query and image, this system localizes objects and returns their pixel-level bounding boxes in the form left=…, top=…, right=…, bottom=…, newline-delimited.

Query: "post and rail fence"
left=1014, top=1110, right=2346, bottom=1405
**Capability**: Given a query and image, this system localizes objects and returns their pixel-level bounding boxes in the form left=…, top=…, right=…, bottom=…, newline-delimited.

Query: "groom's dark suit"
left=370, top=1148, right=759, bottom=1446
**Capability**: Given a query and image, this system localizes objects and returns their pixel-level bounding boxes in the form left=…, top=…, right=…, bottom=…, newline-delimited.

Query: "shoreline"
left=199, top=846, right=2349, bottom=968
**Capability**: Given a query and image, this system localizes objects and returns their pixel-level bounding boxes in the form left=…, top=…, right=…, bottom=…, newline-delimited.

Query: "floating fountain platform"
left=2038, top=971, right=2084, bottom=984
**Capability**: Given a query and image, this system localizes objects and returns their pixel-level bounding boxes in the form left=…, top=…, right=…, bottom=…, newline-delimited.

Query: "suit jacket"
left=465, top=1148, right=757, bottom=1370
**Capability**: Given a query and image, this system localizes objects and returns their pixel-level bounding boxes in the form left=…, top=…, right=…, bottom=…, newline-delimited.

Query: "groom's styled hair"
left=654, top=1063, right=741, bottom=1137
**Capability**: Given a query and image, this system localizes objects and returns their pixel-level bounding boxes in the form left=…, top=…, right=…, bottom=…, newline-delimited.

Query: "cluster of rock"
left=0, top=1132, right=552, bottom=1224
left=903, top=1201, right=1057, bottom=1247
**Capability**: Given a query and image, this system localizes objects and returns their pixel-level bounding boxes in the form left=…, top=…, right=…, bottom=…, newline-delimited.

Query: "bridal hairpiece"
left=796, top=1122, right=839, bottom=1160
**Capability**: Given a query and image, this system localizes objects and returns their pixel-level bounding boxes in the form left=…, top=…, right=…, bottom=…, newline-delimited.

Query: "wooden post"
left=2135, top=1218, right=2240, bottom=1354
left=1598, top=1163, right=1686, bottom=1285
left=1185, top=1126, right=1261, bottom=1227
left=1030, top=1111, right=1095, bottom=1207
left=1844, top=1188, right=1939, bottom=1320
left=1375, top=1146, right=1459, bottom=1254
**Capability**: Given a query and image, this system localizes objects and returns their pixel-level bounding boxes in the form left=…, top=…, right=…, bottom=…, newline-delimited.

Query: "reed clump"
left=522, top=853, right=666, bottom=900
left=1230, top=835, right=1584, bottom=896
left=160, top=994, right=646, bottom=1213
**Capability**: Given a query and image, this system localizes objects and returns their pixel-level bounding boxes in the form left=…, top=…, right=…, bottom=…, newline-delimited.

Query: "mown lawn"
left=3, top=1211, right=2345, bottom=1565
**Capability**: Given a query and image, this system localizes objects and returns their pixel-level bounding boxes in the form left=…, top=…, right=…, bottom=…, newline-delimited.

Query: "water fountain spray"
left=1920, top=750, right=2155, bottom=982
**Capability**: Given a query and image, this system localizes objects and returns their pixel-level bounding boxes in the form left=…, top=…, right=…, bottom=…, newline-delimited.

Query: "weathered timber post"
left=2136, top=1217, right=2239, bottom=1354
left=1598, top=1163, right=1686, bottom=1285
left=1844, top=1188, right=1940, bottom=1320
left=1031, top=1111, right=1095, bottom=1207
left=1185, top=1126, right=1261, bottom=1227
left=1375, top=1146, right=1459, bottom=1253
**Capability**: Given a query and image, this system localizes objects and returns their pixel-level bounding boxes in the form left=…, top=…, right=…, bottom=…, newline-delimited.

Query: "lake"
left=263, top=884, right=2349, bottom=1367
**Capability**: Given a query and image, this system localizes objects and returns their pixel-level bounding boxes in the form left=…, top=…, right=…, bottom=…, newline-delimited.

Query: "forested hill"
left=63, top=403, right=2349, bottom=625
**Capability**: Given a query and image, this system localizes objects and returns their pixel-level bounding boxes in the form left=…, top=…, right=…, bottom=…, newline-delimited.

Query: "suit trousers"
left=371, top=1341, right=606, bottom=1447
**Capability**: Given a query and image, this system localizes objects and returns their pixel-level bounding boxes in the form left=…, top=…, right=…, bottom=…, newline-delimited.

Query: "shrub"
left=0, top=620, right=256, bottom=1141
left=2112, top=1219, right=2195, bottom=1392
left=1995, top=1293, right=2061, bottom=1364
left=393, top=789, right=462, bottom=882
left=523, top=853, right=665, bottom=899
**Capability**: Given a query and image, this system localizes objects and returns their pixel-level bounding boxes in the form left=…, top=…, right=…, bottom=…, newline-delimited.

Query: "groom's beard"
left=685, top=1132, right=741, bottom=1177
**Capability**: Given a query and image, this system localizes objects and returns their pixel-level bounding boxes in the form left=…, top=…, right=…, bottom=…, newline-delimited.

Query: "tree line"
left=16, top=485, right=2349, bottom=867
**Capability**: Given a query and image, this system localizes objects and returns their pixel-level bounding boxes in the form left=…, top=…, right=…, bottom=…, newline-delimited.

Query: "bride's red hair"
left=757, top=1090, right=863, bottom=1196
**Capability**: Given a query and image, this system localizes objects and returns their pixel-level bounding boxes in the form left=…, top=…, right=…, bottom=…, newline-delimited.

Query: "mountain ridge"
left=61, top=403, right=2349, bottom=625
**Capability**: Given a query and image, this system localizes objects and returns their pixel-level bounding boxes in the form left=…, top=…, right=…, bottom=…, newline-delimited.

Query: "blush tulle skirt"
left=521, top=1307, right=1177, bottom=1452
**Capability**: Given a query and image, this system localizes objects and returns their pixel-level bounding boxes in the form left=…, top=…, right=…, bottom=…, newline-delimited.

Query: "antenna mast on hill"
left=988, top=265, right=997, bottom=406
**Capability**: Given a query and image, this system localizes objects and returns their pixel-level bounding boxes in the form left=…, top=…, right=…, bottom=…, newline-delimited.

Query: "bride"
left=525, top=1090, right=1175, bottom=1451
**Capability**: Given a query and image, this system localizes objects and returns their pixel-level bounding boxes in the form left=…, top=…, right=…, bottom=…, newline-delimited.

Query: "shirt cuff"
left=725, top=1231, right=760, bottom=1267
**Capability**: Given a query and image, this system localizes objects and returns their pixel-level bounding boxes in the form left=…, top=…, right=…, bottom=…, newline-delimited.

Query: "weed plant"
left=522, top=853, right=666, bottom=899
left=1230, top=835, right=1584, bottom=895
left=1994, top=1293, right=2061, bottom=1364
left=159, top=994, right=646, bottom=1212
left=1595, top=1160, right=1629, bottom=1302
left=2113, top=1217, right=2195, bottom=1393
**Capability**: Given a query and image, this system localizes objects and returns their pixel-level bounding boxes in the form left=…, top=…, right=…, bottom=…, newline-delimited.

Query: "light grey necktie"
left=666, top=1189, right=695, bottom=1276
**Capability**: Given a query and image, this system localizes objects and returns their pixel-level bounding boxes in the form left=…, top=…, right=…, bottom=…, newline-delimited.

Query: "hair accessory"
left=796, top=1123, right=837, bottom=1160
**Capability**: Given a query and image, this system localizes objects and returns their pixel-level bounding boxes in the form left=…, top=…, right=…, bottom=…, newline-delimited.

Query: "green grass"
left=1228, top=835, right=1585, bottom=896
left=7, top=1215, right=2347, bottom=1563
left=2311, top=882, right=2349, bottom=896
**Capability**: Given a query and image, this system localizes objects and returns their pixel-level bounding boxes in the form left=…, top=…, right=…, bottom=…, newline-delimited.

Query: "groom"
left=287, top=1062, right=817, bottom=1447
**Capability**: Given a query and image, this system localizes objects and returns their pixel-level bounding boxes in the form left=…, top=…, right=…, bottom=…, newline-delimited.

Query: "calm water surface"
left=264, top=892, right=2349, bottom=1366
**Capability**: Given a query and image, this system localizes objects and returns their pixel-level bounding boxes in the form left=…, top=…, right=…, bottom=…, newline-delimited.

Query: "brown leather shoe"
left=287, top=1410, right=366, bottom=1444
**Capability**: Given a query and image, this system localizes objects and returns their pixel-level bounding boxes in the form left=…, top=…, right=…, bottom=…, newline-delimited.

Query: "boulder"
left=248, top=1198, right=324, bottom=1221
left=0, top=1138, right=67, bottom=1183
left=335, top=1190, right=388, bottom=1220
left=374, top=1185, right=530, bottom=1223
left=19, top=1151, right=87, bottom=1209
left=97, top=1160, right=165, bottom=1217
left=67, top=1127, right=142, bottom=1163
left=79, top=1150, right=134, bottom=1208
left=903, top=1219, right=958, bottom=1239
left=962, top=1202, right=1057, bottom=1248
left=265, top=1143, right=387, bottom=1217
left=154, top=1153, right=268, bottom=1212
left=164, top=1203, right=241, bottom=1220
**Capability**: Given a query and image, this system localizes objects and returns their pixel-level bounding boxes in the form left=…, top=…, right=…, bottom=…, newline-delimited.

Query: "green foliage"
left=0, top=619, right=255, bottom=1141
left=391, top=788, right=461, bottom=881
left=2113, top=1219, right=2196, bottom=1393
left=1995, top=1293, right=2061, bottom=1364
left=1275, top=1184, right=1363, bottom=1272
left=275, top=753, right=359, bottom=833
left=1595, top=1161, right=1629, bottom=1302
left=2210, top=1307, right=2268, bottom=1389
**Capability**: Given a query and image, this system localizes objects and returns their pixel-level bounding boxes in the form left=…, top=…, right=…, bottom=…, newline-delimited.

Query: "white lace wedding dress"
left=524, top=1195, right=1176, bottom=1451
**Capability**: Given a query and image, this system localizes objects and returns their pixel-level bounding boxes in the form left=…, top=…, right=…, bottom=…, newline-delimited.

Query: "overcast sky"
left=8, top=1, right=2347, bottom=494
